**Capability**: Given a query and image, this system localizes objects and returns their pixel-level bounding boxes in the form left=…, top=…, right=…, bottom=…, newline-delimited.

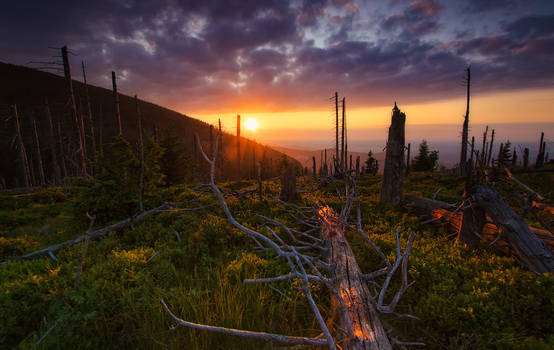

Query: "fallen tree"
left=405, top=193, right=554, bottom=273
left=0, top=202, right=179, bottom=264
left=160, top=134, right=422, bottom=349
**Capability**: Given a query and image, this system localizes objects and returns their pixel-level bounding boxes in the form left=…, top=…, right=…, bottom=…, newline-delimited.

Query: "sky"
left=1, top=0, right=553, bottom=152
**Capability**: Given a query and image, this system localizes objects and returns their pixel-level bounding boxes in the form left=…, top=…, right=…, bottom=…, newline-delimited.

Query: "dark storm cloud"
left=1, top=0, right=554, bottom=112
left=381, top=0, right=443, bottom=37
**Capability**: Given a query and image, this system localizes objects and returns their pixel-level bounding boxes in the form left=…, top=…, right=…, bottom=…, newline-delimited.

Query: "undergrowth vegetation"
left=0, top=172, right=552, bottom=349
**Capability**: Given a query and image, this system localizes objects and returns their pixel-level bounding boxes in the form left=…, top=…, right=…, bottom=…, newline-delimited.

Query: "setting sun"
left=245, top=118, right=258, bottom=131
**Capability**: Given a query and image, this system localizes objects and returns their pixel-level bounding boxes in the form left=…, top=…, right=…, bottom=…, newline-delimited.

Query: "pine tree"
left=498, top=141, right=512, bottom=165
left=365, top=151, right=378, bottom=175
left=412, top=140, right=439, bottom=171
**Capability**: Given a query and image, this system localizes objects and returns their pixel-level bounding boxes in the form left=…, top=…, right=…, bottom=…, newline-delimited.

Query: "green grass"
left=0, top=174, right=552, bottom=349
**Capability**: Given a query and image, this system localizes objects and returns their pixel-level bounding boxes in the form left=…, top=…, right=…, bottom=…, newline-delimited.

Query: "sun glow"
left=245, top=118, right=258, bottom=131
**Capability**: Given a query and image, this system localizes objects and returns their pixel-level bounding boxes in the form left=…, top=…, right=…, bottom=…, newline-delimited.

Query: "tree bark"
left=380, top=103, right=406, bottom=205
left=472, top=184, right=554, bottom=273
left=320, top=208, right=392, bottom=350
left=32, top=118, right=46, bottom=186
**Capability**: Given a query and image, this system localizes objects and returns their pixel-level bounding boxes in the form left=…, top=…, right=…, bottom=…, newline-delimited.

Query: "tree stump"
left=381, top=102, right=406, bottom=205
left=280, top=163, right=297, bottom=202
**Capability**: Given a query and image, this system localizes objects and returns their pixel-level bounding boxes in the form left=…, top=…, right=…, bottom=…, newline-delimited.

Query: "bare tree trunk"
left=487, top=129, right=495, bottom=168
left=78, top=97, right=88, bottom=167
left=112, top=71, right=122, bottom=135
left=321, top=210, right=392, bottom=350
left=460, top=67, right=470, bottom=175
left=32, top=118, right=46, bottom=186
left=312, top=156, right=317, bottom=180
left=44, top=99, right=61, bottom=185
left=13, top=105, right=31, bottom=188
left=135, top=95, right=145, bottom=212
left=481, top=126, right=488, bottom=169
left=457, top=164, right=484, bottom=247
left=356, top=155, right=360, bottom=177
left=237, top=114, right=241, bottom=181
left=381, top=102, right=406, bottom=205
left=61, top=46, right=87, bottom=177
left=279, top=161, right=297, bottom=202
left=536, top=132, right=545, bottom=168
left=82, top=61, right=97, bottom=164
left=257, top=162, right=262, bottom=200
left=469, top=136, right=475, bottom=167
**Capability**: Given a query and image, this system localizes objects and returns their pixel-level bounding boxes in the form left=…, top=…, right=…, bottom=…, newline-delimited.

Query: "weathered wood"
left=472, top=184, right=554, bottom=273
left=335, top=92, right=339, bottom=173
left=13, top=105, right=32, bottom=188
left=320, top=207, right=392, bottom=350
left=405, top=196, right=554, bottom=253
left=32, top=118, right=46, bottom=186
left=381, top=103, right=406, bottom=205
left=486, top=129, right=495, bottom=168
left=1, top=203, right=174, bottom=264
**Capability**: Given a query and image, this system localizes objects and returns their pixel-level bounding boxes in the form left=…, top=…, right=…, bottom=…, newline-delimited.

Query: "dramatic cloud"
left=1, top=0, right=553, bottom=113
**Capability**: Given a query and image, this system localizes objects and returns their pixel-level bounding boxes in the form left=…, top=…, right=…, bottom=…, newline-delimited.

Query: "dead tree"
left=355, top=155, right=360, bottom=177
left=459, top=67, right=471, bottom=175
left=32, top=118, right=46, bottom=186
left=481, top=126, right=488, bottom=168
left=61, top=46, right=87, bottom=177
left=472, top=184, right=554, bottom=273
left=44, top=99, right=61, bottom=184
left=523, top=148, right=529, bottom=170
left=236, top=114, right=241, bottom=181
left=161, top=134, right=421, bottom=349
left=280, top=160, right=297, bottom=202
left=341, top=97, right=346, bottom=173
left=486, top=129, right=495, bottom=168
left=312, top=156, right=317, bottom=180
left=13, top=105, right=31, bottom=188
left=112, top=71, right=122, bottom=135
left=456, top=163, right=484, bottom=248
left=82, top=61, right=96, bottom=162
left=536, top=132, right=545, bottom=168
left=381, top=102, right=406, bottom=205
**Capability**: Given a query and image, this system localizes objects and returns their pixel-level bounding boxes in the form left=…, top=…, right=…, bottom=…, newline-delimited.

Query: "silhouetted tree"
left=365, top=151, right=378, bottom=175
left=412, top=140, right=439, bottom=171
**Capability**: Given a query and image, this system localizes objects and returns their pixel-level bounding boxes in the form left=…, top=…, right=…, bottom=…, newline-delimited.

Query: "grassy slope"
left=0, top=173, right=553, bottom=349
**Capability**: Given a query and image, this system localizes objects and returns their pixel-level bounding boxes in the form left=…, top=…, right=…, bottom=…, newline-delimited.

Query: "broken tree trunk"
left=61, top=46, right=87, bottom=177
left=380, top=102, right=406, bottom=205
left=13, top=104, right=31, bottom=188
left=279, top=162, right=297, bottom=202
left=320, top=207, right=392, bottom=350
left=404, top=195, right=554, bottom=254
left=460, top=67, right=470, bottom=176
left=471, top=184, right=554, bottom=273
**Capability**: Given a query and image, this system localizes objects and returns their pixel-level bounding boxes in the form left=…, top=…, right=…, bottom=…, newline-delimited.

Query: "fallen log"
left=1, top=203, right=176, bottom=264
left=472, top=185, right=554, bottom=273
left=320, top=206, right=392, bottom=350
left=405, top=193, right=554, bottom=273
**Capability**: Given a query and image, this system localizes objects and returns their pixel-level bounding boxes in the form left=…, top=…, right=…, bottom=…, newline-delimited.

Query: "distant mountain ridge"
left=0, top=62, right=294, bottom=187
